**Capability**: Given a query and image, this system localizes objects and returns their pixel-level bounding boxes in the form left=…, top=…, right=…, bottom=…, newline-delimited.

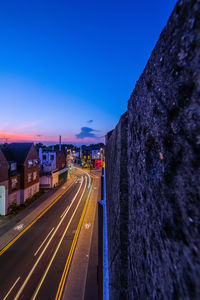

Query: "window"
left=33, top=172, right=37, bottom=180
left=10, top=162, right=17, bottom=171
left=28, top=160, right=33, bottom=168
left=11, top=178, right=17, bottom=190
left=43, top=155, right=47, bottom=160
left=28, top=173, right=32, bottom=183
left=50, top=155, right=54, bottom=160
left=34, top=159, right=38, bottom=166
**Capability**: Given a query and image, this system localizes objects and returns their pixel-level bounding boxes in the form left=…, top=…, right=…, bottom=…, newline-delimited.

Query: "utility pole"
left=0, top=137, right=9, bottom=143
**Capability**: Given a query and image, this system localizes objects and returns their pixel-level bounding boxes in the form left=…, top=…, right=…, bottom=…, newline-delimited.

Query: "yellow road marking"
left=31, top=177, right=88, bottom=300
left=0, top=178, right=76, bottom=256
left=14, top=177, right=84, bottom=300
left=55, top=179, right=93, bottom=300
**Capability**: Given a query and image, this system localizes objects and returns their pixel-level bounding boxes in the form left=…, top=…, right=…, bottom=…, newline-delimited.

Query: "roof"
left=0, top=143, right=33, bottom=164
left=0, top=148, right=9, bottom=166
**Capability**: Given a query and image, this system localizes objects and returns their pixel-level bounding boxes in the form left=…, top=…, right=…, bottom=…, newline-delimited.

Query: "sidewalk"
left=0, top=175, right=76, bottom=251
left=62, top=173, right=100, bottom=300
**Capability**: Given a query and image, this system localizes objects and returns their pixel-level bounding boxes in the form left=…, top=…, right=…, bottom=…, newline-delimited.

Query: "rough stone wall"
left=106, top=112, right=129, bottom=299
left=106, top=0, right=200, bottom=299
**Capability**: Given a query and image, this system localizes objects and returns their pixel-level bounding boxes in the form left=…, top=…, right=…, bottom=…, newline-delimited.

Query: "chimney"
left=59, top=135, right=61, bottom=152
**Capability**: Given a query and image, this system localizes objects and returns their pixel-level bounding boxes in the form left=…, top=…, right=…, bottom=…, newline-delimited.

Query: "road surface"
left=0, top=168, right=91, bottom=300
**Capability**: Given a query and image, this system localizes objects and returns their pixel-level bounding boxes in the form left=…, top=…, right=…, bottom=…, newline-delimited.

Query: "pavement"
left=0, top=174, right=76, bottom=251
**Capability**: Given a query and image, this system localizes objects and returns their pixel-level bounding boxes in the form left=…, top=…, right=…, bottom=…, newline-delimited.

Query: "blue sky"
left=0, top=0, right=177, bottom=145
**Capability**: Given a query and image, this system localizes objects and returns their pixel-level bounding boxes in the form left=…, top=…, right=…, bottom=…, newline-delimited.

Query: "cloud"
left=76, top=127, right=98, bottom=139
left=87, top=120, right=93, bottom=123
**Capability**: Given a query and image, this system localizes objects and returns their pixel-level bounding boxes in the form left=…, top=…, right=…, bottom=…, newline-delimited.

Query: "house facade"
left=1, top=143, right=40, bottom=209
left=22, top=144, right=40, bottom=201
left=79, top=145, right=104, bottom=169
left=7, top=161, right=21, bottom=208
left=39, top=148, right=67, bottom=188
left=0, top=149, right=9, bottom=215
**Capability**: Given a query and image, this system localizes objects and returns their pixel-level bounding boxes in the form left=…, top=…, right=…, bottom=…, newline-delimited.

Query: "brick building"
left=0, top=149, right=9, bottom=215
left=0, top=143, right=40, bottom=214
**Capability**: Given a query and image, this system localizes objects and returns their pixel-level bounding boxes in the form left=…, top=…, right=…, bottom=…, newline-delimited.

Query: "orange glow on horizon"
left=0, top=131, right=103, bottom=144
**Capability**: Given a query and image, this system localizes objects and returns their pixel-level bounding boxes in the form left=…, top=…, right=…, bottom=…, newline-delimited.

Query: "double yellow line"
left=0, top=179, right=76, bottom=256
left=55, top=180, right=93, bottom=300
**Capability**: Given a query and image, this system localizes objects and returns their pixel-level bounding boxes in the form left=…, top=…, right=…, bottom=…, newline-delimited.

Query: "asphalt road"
left=0, top=169, right=91, bottom=300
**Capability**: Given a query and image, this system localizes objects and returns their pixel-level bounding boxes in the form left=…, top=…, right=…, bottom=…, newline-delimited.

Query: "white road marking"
left=31, top=177, right=87, bottom=300
left=14, top=177, right=84, bottom=300
left=72, top=166, right=91, bottom=189
left=3, top=277, right=20, bottom=300
left=14, top=224, right=24, bottom=231
left=34, top=227, right=55, bottom=256
left=60, top=206, right=69, bottom=219
left=84, top=223, right=91, bottom=230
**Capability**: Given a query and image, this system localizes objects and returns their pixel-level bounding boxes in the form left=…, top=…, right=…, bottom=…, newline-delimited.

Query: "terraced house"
left=0, top=143, right=40, bottom=214
left=0, top=148, right=9, bottom=215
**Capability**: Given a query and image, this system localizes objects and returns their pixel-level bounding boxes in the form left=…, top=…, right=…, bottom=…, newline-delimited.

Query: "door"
left=0, top=186, right=6, bottom=215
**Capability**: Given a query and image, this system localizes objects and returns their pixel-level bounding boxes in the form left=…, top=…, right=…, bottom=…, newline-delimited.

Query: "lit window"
left=33, top=172, right=37, bottom=180
left=11, top=178, right=17, bottom=189
left=28, top=160, right=33, bottom=168
left=43, top=155, right=47, bottom=160
left=28, top=173, right=32, bottom=183
left=50, top=155, right=54, bottom=160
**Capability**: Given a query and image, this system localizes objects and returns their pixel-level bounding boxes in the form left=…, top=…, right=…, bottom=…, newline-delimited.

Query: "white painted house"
left=39, top=148, right=57, bottom=173
left=39, top=148, right=68, bottom=188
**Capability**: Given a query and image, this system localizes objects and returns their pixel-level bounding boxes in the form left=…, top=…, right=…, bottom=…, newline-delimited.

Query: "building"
left=79, top=145, right=104, bottom=169
left=39, top=148, right=67, bottom=188
left=0, top=149, right=9, bottom=215
left=0, top=143, right=40, bottom=214
left=91, top=149, right=102, bottom=160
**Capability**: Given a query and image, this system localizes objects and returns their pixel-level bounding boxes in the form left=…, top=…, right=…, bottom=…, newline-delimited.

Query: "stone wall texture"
left=105, top=0, right=200, bottom=299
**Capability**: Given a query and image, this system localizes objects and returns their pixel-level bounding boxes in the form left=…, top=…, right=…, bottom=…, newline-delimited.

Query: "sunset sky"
left=0, top=0, right=177, bottom=145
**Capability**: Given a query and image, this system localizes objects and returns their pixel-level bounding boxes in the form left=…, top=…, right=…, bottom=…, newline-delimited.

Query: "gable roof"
left=0, top=143, right=33, bottom=164
left=0, top=148, right=9, bottom=166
